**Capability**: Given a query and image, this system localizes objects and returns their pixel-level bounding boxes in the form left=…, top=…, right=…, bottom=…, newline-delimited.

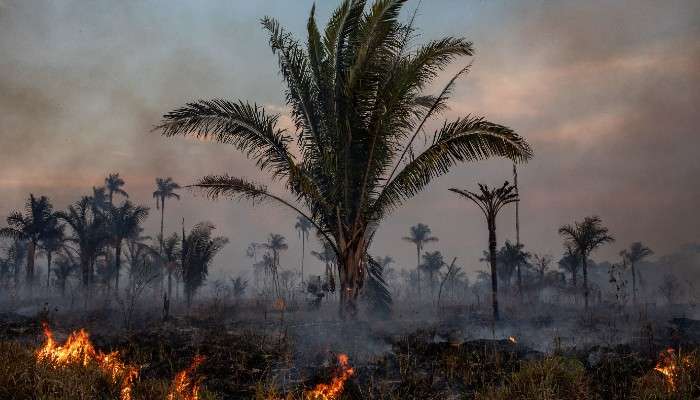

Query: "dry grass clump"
left=476, top=356, right=590, bottom=400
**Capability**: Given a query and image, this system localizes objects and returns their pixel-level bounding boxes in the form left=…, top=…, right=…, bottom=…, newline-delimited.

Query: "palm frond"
left=371, top=117, right=531, bottom=218
left=156, top=99, right=295, bottom=180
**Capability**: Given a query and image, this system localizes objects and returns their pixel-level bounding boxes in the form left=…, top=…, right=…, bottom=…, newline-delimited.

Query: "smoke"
left=0, top=0, right=699, bottom=281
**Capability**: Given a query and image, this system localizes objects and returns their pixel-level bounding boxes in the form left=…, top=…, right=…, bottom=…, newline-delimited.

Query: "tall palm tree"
left=262, top=233, right=288, bottom=298
left=153, top=177, right=181, bottom=254
left=181, top=222, right=228, bottom=307
left=105, top=173, right=128, bottom=205
left=294, top=215, right=313, bottom=283
left=58, top=197, right=110, bottom=288
left=107, top=201, right=149, bottom=290
left=419, top=250, right=445, bottom=300
left=558, top=216, right=615, bottom=311
left=155, top=0, right=531, bottom=316
left=620, top=242, right=653, bottom=305
left=450, top=181, right=518, bottom=321
left=402, top=223, right=438, bottom=296
left=0, top=194, right=57, bottom=286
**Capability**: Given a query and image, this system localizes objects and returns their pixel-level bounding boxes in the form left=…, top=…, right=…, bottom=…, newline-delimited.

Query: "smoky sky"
left=1, top=0, right=699, bottom=280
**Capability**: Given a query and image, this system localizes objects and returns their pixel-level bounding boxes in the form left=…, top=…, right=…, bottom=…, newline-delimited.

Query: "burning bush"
left=632, top=348, right=700, bottom=399
left=36, top=323, right=139, bottom=400
left=167, top=355, right=206, bottom=400
left=305, top=353, right=354, bottom=400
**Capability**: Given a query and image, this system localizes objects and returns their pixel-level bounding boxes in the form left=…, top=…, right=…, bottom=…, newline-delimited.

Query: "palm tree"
left=58, top=197, right=110, bottom=288
left=153, top=177, right=181, bottom=254
left=107, top=201, right=149, bottom=290
left=294, top=215, right=313, bottom=283
left=39, top=219, right=66, bottom=290
left=620, top=242, right=653, bottom=305
left=91, top=186, right=109, bottom=212
left=532, top=253, right=552, bottom=284
left=497, top=240, right=530, bottom=296
left=558, top=216, right=615, bottom=311
left=105, top=173, right=128, bottom=205
left=155, top=0, right=531, bottom=316
left=311, top=241, right=337, bottom=294
left=419, top=250, right=445, bottom=300
left=558, top=245, right=580, bottom=287
left=181, top=222, right=228, bottom=307
left=161, top=233, right=181, bottom=301
left=402, top=223, right=438, bottom=296
left=450, top=181, right=518, bottom=321
left=0, top=194, right=57, bottom=286
left=262, top=233, right=288, bottom=298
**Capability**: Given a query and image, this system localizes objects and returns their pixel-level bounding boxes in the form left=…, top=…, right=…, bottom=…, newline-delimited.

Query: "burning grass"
left=0, top=314, right=699, bottom=399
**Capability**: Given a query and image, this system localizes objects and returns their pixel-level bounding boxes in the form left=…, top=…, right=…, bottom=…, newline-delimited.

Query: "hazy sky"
left=1, top=0, right=698, bottom=280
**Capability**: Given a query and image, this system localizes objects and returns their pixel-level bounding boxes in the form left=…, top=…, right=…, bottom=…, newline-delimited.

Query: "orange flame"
left=508, top=336, right=517, bottom=344
left=305, top=354, right=354, bottom=400
left=654, top=348, right=691, bottom=392
left=36, top=323, right=139, bottom=400
left=167, top=355, right=206, bottom=400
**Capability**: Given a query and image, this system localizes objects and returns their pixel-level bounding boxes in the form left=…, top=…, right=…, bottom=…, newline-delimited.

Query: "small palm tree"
left=558, top=216, right=615, bottom=311
left=312, top=241, right=337, bottom=294
left=91, top=186, right=110, bottom=212
left=450, top=181, right=518, bottom=321
left=497, top=240, right=530, bottom=296
left=419, top=250, right=445, bottom=300
left=182, top=222, right=228, bottom=307
left=402, top=223, right=438, bottom=296
left=155, top=0, right=531, bottom=317
left=558, top=245, right=580, bottom=288
left=105, top=173, right=128, bottom=205
left=620, top=242, right=653, bottom=305
left=532, top=253, right=552, bottom=284
left=294, top=215, right=313, bottom=283
left=58, top=197, right=110, bottom=288
left=153, top=177, right=181, bottom=254
left=262, top=233, right=288, bottom=298
left=161, top=233, right=181, bottom=301
left=39, top=219, right=66, bottom=290
left=107, top=201, right=149, bottom=290
left=0, top=194, right=57, bottom=286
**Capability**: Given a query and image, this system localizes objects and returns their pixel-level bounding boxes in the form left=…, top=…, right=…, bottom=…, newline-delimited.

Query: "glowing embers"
left=167, top=355, right=206, bottom=400
left=305, top=353, right=354, bottom=400
left=36, top=323, right=139, bottom=400
left=654, top=348, right=692, bottom=392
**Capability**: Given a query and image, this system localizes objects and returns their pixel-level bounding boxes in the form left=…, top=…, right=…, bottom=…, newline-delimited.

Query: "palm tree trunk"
left=81, top=257, right=90, bottom=288
left=160, top=198, right=165, bottom=254
left=516, top=262, right=522, bottom=298
left=115, top=241, right=122, bottom=290
left=488, top=221, right=499, bottom=321
left=416, top=245, right=421, bottom=297
left=46, top=251, right=52, bottom=290
left=338, top=240, right=365, bottom=319
left=301, top=235, right=305, bottom=283
left=168, top=270, right=172, bottom=300
left=582, top=256, right=589, bottom=311
left=26, top=241, right=36, bottom=286
left=631, top=262, right=637, bottom=305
